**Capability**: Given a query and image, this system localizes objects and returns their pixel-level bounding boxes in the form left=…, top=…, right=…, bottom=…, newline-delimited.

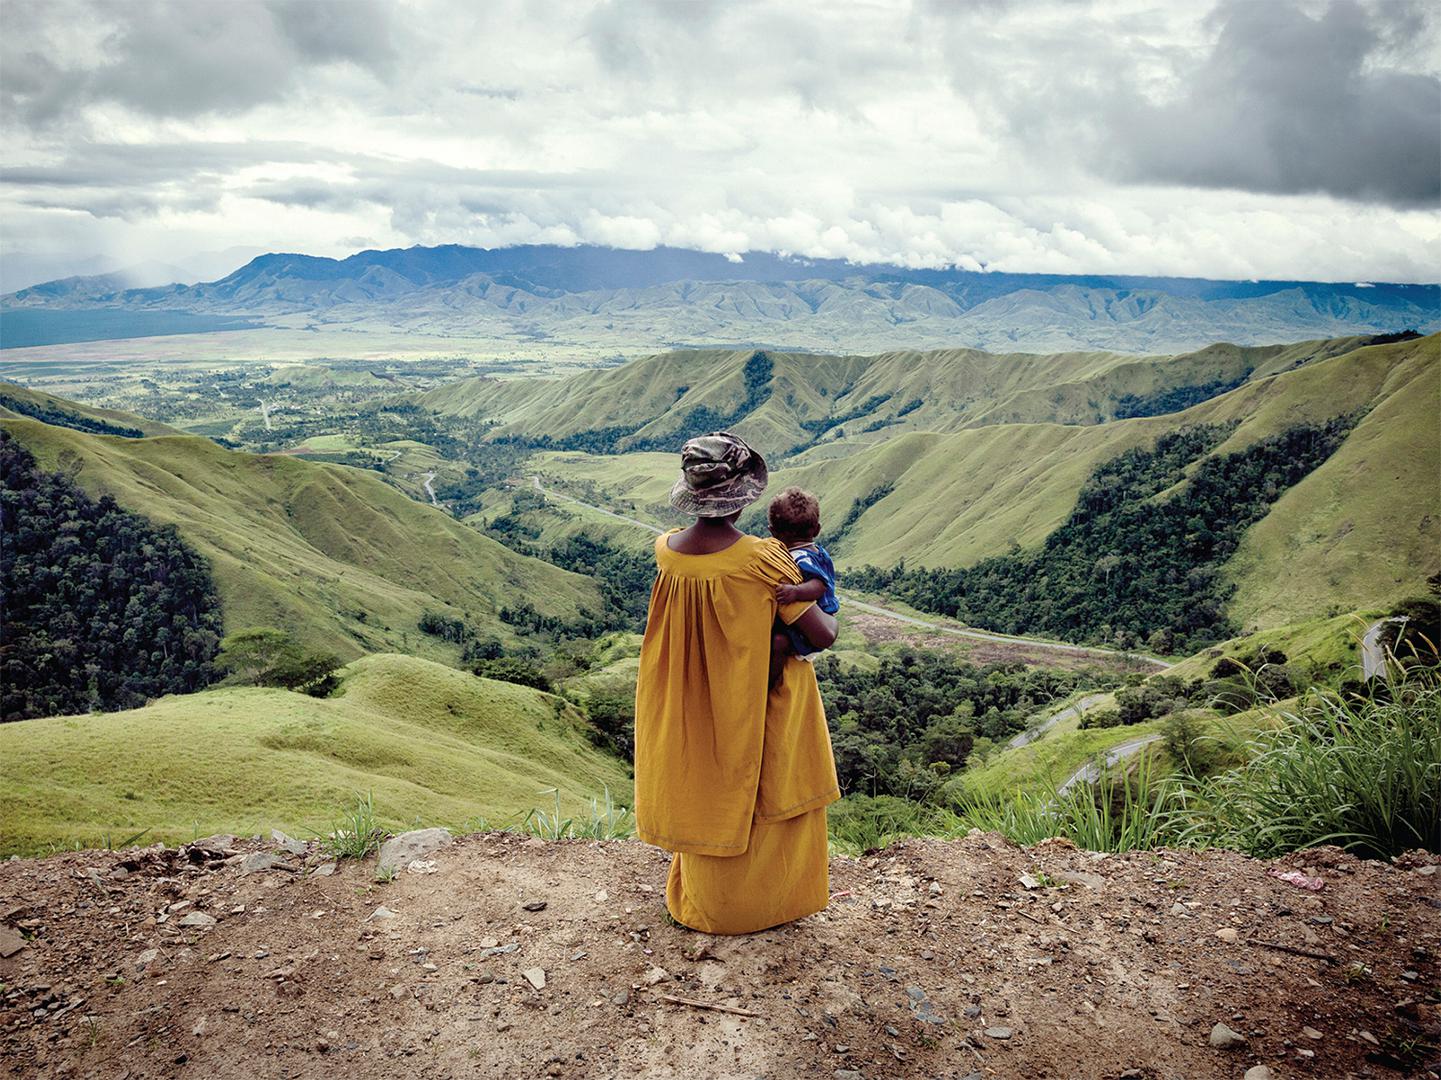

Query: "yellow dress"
left=634, top=530, right=842, bottom=934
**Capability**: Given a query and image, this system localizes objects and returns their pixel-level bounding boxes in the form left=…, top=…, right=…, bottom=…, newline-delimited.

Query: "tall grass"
left=1174, top=680, right=1440, bottom=858
left=523, top=785, right=634, bottom=840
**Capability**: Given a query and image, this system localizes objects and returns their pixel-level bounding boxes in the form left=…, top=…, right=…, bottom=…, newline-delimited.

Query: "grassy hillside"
left=0, top=654, right=633, bottom=856
left=417, top=337, right=1383, bottom=460
left=0, top=380, right=182, bottom=437
left=0, top=417, right=600, bottom=660
left=493, top=335, right=1437, bottom=630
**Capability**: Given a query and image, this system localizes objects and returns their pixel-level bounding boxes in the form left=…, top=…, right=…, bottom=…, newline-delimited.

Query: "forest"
left=814, top=650, right=1124, bottom=799
left=0, top=432, right=223, bottom=721
left=848, top=418, right=1359, bottom=652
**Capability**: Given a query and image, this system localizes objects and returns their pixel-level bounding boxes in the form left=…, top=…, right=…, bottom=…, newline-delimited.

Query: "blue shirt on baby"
left=789, top=543, right=840, bottom=615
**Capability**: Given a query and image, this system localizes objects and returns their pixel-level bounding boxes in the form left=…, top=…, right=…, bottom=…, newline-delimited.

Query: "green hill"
left=0, top=381, right=182, bottom=438
left=416, top=336, right=1387, bottom=459
left=490, top=335, right=1437, bottom=630
left=0, top=653, right=633, bottom=856
left=0, top=414, right=601, bottom=661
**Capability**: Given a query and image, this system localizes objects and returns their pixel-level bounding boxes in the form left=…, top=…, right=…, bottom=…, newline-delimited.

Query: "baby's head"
left=767, top=486, right=821, bottom=545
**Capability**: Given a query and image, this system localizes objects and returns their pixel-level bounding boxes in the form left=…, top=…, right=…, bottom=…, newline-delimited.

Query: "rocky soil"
left=2, top=830, right=1438, bottom=1079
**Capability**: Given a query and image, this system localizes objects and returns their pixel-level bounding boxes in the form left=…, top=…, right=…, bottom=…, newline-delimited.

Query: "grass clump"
left=522, top=785, right=633, bottom=840
left=318, top=791, right=386, bottom=860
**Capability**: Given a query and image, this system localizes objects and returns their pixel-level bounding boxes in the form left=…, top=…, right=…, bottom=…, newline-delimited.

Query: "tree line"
left=848, top=419, right=1358, bottom=653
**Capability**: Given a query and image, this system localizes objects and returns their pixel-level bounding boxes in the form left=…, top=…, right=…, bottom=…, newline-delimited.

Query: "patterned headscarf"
left=668, top=431, right=769, bottom=517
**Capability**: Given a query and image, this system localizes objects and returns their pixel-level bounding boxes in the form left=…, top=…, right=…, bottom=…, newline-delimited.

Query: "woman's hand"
left=790, top=605, right=838, bottom=650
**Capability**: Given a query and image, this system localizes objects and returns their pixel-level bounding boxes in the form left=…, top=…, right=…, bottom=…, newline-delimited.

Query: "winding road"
left=1056, top=733, right=1164, bottom=797
left=1008, top=692, right=1112, bottom=751
left=423, top=472, right=439, bottom=507
left=1361, top=616, right=1405, bottom=680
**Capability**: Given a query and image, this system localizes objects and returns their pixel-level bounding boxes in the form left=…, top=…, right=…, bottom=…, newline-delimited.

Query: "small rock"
left=406, top=860, right=438, bottom=875
left=1401, top=969, right=1420, bottom=982
left=1209, top=1022, right=1247, bottom=1049
left=478, top=943, right=519, bottom=958
left=1243, top=1068, right=1274, bottom=1080
left=1215, top=927, right=1239, bottom=944
left=189, top=834, right=237, bottom=857
left=376, top=828, right=452, bottom=873
left=192, top=1017, right=207, bottom=1037
left=522, top=901, right=548, bottom=912
left=834, top=1072, right=863, bottom=1080
left=522, top=967, right=546, bottom=990
left=1302, top=1025, right=1323, bottom=1039
left=1359, top=1030, right=1379, bottom=1046
left=368, top=906, right=397, bottom=921
left=388, top=984, right=407, bottom=1000
left=0, top=926, right=27, bottom=958
left=612, top=990, right=630, bottom=1006
left=134, top=948, right=159, bottom=970
left=985, top=1027, right=1013, bottom=1040
left=270, top=829, right=307, bottom=856
left=833, top=1043, right=849, bottom=1053
left=594, top=889, right=609, bottom=902
left=963, top=1004, right=982, bottom=1019
left=178, top=911, right=217, bottom=928
left=309, top=863, right=337, bottom=878
left=928, top=881, right=942, bottom=895
left=479, top=936, right=500, bottom=949
left=239, top=852, right=291, bottom=876
left=643, top=966, right=669, bottom=985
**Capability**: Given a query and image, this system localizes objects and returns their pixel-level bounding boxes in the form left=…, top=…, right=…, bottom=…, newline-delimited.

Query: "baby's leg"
left=768, top=630, right=793, bottom=689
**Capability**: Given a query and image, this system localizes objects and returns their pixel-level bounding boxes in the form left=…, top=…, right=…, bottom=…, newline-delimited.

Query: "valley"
left=2, top=324, right=1436, bottom=866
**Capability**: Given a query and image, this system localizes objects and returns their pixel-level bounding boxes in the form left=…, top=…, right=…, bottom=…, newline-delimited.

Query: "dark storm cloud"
left=1100, top=0, right=1440, bottom=205
left=0, top=0, right=399, bottom=124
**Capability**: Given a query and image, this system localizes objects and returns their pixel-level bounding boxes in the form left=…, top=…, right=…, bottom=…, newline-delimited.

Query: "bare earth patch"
left=848, top=612, right=1157, bottom=675
left=3, top=832, right=1437, bottom=1079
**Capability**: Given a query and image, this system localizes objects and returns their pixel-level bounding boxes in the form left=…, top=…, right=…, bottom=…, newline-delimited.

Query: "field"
left=0, top=653, right=633, bottom=856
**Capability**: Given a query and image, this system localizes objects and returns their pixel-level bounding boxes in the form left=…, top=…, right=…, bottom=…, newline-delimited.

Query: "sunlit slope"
left=1, top=418, right=600, bottom=659
left=0, top=380, right=182, bottom=437
left=786, top=336, right=1437, bottom=588
left=1223, top=345, right=1440, bottom=628
left=0, top=654, right=633, bottom=856
left=417, top=337, right=1381, bottom=459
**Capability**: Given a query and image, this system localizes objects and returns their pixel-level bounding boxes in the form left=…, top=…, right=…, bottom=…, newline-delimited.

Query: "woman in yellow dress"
left=634, top=431, right=842, bottom=934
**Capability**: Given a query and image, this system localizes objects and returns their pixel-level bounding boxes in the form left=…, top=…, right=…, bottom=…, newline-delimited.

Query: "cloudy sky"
left=2, top=0, right=1438, bottom=286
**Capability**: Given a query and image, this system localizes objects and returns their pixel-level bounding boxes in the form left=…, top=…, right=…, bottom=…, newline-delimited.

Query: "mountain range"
left=4, top=244, right=1437, bottom=355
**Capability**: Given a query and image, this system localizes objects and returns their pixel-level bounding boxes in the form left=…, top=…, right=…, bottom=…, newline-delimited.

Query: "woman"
left=634, top=431, right=842, bottom=934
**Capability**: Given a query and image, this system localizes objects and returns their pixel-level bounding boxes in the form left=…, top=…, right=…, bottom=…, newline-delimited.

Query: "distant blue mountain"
left=4, top=244, right=1437, bottom=354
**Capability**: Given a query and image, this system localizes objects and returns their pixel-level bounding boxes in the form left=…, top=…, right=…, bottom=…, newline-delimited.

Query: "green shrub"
left=473, top=657, right=552, bottom=692
left=216, top=628, right=341, bottom=696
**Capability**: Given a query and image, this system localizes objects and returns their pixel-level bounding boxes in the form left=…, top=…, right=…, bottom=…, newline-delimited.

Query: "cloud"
left=0, top=0, right=399, bottom=124
left=1098, top=0, right=1441, bottom=205
left=0, top=0, right=1436, bottom=286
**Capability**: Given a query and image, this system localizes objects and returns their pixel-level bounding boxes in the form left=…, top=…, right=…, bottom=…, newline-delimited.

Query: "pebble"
left=1215, top=927, right=1239, bottom=944
left=964, top=1005, right=982, bottom=1019
left=1302, top=1025, right=1323, bottom=1039
left=1243, top=1069, right=1274, bottom=1080
left=643, top=966, right=669, bottom=985
left=388, top=984, right=407, bottom=1000
left=178, top=911, right=217, bottom=928
left=1208, top=1022, right=1247, bottom=1049
left=478, top=936, right=500, bottom=949
left=522, top=901, right=548, bottom=912
left=984, top=1027, right=1013, bottom=1040
left=522, top=967, right=546, bottom=990
left=368, top=906, right=397, bottom=921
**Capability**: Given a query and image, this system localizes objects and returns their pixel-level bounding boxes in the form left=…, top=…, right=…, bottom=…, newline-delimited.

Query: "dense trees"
left=849, top=419, right=1358, bottom=652
left=1, top=431, right=222, bottom=720
left=814, top=649, right=1121, bottom=799
left=214, top=628, right=342, bottom=696
left=0, top=393, right=144, bottom=438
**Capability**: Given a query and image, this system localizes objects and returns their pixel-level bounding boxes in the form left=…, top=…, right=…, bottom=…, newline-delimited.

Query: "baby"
left=767, top=486, right=840, bottom=686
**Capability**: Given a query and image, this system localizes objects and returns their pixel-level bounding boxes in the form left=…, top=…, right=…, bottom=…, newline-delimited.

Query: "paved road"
left=528, top=475, right=1171, bottom=670
left=1362, top=617, right=1406, bottom=680
left=423, top=472, right=438, bottom=507
left=1056, top=733, right=1164, bottom=797
left=1007, top=692, right=1112, bottom=751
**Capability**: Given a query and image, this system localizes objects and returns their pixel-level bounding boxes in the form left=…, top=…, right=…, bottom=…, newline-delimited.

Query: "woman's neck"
left=667, top=515, right=744, bottom=554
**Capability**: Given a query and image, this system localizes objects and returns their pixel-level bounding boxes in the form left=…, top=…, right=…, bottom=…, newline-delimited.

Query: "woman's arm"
left=790, top=605, right=838, bottom=650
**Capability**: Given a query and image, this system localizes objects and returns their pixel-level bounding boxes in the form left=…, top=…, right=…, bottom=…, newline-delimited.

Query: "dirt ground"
left=846, top=613, right=1156, bottom=675
left=2, top=830, right=1438, bottom=1080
